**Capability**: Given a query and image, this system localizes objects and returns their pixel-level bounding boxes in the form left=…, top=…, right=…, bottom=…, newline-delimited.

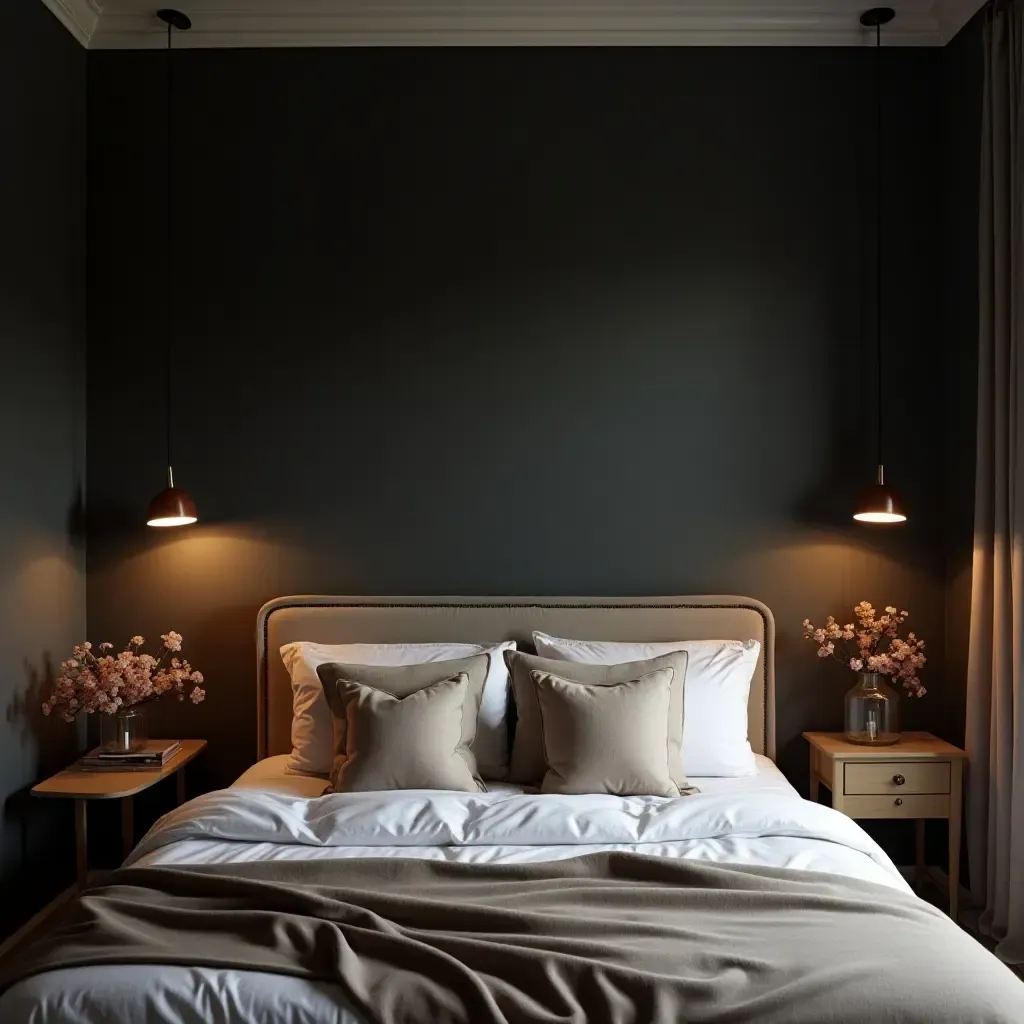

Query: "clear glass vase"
left=99, top=707, right=148, bottom=754
left=844, top=672, right=900, bottom=745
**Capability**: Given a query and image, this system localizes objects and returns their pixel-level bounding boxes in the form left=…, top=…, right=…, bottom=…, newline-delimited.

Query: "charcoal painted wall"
left=941, top=13, right=984, bottom=752
left=87, top=46, right=952, bottom=800
left=0, top=2, right=86, bottom=933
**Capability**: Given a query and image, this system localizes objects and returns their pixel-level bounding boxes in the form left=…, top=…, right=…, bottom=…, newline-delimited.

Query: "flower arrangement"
left=41, top=632, right=206, bottom=722
left=802, top=601, right=927, bottom=697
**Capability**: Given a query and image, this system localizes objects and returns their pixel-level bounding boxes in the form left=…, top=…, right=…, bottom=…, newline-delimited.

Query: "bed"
left=2, top=594, right=1022, bottom=1024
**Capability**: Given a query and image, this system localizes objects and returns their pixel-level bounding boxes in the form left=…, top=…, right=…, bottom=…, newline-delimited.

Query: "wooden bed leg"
left=74, top=799, right=87, bottom=887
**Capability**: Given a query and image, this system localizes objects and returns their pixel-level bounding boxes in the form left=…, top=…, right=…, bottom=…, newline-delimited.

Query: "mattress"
left=229, top=753, right=798, bottom=799
left=142, top=755, right=864, bottom=879
left=0, top=757, right=925, bottom=1024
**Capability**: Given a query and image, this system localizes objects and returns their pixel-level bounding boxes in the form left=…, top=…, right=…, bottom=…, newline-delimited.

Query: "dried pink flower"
left=42, top=633, right=207, bottom=720
left=161, top=632, right=183, bottom=652
left=803, top=602, right=928, bottom=698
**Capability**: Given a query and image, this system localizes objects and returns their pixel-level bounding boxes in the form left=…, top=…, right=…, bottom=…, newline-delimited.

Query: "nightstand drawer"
left=844, top=761, right=950, bottom=796
left=842, top=793, right=950, bottom=818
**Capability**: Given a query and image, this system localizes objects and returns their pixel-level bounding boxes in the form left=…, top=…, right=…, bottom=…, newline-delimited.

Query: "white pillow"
left=531, top=632, right=759, bottom=777
left=280, top=640, right=516, bottom=780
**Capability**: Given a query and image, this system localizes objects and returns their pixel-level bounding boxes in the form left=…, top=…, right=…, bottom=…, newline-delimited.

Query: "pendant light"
left=147, top=9, right=198, bottom=528
left=853, top=7, right=906, bottom=525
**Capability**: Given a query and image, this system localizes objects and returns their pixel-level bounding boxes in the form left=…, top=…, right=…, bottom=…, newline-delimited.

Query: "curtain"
left=966, top=0, right=1024, bottom=964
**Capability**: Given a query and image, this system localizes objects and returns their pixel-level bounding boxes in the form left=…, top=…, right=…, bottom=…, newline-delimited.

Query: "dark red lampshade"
left=146, top=466, right=198, bottom=527
left=853, top=465, right=906, bottom=524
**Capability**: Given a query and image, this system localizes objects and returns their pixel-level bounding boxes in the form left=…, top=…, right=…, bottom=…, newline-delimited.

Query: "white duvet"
left=2, top=762, right=913, bottom=1024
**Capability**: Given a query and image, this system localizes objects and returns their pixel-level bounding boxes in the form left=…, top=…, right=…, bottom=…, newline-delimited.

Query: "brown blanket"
left=3, top=854, right=1023, bottom=1023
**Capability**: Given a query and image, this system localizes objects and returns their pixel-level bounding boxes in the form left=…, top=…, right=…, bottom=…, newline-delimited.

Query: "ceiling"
left=43, top=0, right=983, bottom=49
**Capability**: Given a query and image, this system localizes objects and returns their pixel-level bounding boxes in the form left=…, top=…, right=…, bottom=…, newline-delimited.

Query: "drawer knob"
left=893, top=774, right=906, bottom=786
left=894, top=797, right=903, bottom=806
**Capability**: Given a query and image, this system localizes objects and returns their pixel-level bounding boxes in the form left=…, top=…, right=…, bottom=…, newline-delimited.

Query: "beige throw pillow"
left=504, top=650, right=690, bottom=787
left=317, top=654, right=489, bottom=784
left=533, top=668, right=690, bottom=797
left=332, top=673, right=484, bottom=793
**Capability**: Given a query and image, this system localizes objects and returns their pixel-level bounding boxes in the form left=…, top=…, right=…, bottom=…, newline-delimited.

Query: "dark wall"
left=0, top=2, right=86, bottom=933
left=87, top=46, right=949, bottom=794
left=940, top=12, right=984, bottom=751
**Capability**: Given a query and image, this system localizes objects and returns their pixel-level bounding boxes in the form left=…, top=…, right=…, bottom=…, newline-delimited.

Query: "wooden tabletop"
left=31, top=739, right=207, bottom=800
left=803, top=731, right=966, bottom=760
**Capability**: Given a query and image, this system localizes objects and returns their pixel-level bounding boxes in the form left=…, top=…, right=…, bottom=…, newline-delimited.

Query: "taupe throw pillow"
left=333, top=673, right=484, bottom=793
left=504, top=650, right=690, bottom=787
left=317, top=655, right=489, bottom=784
left=533, top=668, right=690, bottom=797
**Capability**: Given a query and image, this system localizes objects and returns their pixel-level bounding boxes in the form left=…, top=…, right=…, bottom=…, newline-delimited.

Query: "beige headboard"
left=256, top=595, right=776, bottom=762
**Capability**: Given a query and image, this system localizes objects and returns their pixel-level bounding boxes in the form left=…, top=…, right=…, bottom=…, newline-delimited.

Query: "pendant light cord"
left=874, top=19, right=883, bottom=473
left=165, top=18, right=174, bottom=482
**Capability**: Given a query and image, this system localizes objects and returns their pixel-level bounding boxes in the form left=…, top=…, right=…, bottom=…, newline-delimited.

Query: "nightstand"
left=31, top=739, right=207, bottom=886
left=803, top=731, right=966, bottom=919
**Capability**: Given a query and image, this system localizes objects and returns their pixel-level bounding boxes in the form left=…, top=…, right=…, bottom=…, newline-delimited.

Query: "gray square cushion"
left=504, top=649, right=690, bottom=788
left=330, top=672, right=483, bottom=793
left=317, top=654, right=489, bottom=787
left=533, top=667, right=693, bottom=797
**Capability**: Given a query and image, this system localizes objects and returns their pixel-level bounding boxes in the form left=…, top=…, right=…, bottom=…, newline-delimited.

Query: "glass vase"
left=99, top=707, right=148, bottom=754
left=844, top=672, right=900, bottom=745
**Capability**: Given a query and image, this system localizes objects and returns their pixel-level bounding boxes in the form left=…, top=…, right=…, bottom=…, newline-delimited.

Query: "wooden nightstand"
left=804, top=731, right=966, bottom=919
left=31, top=739, right=207, bottom=886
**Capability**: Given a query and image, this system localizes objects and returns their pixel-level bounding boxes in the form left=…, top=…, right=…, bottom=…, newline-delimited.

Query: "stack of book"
left=79, top=739, right=181, bottom=772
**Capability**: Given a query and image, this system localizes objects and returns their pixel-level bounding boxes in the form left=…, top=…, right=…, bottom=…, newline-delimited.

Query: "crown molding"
left=39, top=0, right=101, bottom=47
left=933, top=0, right=983, bottom=42
left=85, top=3, right=946, bottom=49
left=41, top=0, right=987, bottom=50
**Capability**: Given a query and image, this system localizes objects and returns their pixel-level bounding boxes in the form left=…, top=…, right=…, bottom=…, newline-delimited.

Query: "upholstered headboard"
left=256, top=595, right=776, bottom=762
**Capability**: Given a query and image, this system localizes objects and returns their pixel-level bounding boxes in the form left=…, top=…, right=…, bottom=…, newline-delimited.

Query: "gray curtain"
left=966, top=0, right=1024, bottom=964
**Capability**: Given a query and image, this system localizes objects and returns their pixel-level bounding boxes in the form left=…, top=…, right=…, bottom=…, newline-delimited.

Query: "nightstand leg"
left=176, top=767, right=186, bottom=805
left=121, top=797, right=134, bottom=862
left=809, top=773, right=819, bottom=803
left=74, top=799, right=87, bottom=887
left=949, top=762, right=963, bottom=922
left=915, top=819, right=926, bottom=885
